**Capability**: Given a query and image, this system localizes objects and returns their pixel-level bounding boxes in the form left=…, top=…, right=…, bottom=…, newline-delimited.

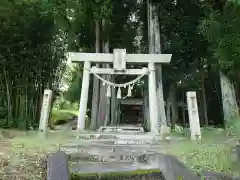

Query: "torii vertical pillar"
left=148, top=62, right=159, bottom=134
left=77, top=61, right=91, bottom=131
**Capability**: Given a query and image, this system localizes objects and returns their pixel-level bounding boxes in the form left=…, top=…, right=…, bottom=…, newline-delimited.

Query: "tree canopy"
left=0, top=0, right=240, bottom=129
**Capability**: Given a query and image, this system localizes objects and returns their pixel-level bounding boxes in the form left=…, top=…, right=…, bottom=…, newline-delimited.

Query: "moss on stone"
left=71, top=169, right=162, bottom=180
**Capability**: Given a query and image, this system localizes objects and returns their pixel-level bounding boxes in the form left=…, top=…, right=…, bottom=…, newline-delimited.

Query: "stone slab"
left=47, top=151, right=70, bottom=180
left=70, top=161, right=157, bottom=174
left=97, top=125, right=144, bottom=133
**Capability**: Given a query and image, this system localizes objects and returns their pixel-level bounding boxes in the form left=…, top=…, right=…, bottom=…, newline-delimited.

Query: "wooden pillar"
left=148, top=62, right=159, bottom=134
left=77, top=61, right=91, bottom=131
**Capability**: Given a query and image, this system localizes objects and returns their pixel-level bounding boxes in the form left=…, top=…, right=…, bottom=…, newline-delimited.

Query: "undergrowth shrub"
left=227, top=116, right=240, bottom=140
left=0, top=105, right=7, bottom=119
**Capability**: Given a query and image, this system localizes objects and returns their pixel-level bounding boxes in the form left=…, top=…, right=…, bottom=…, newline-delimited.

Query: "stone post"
left=39, top=89, right=52, bottom=133
left=186, top=91, right=201, bottom=140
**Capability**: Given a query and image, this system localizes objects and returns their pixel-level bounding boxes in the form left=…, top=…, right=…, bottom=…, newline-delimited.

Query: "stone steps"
left=60, top=143, right=161, bottom=150
left=69, top=161, right=157, bottom=174
left=68, top=151, right=157, bottom=163
left=75, top=132, right=156, bottom=140
left=58, top=130, right=165, bottom=175
left=60, top=144, right=163, bottom=159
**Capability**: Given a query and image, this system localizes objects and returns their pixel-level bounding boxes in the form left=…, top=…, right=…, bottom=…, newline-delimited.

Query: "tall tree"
left=89, top=20, right=100, bottom=129
left=200, top=1, right=240, bottom=126
left=147, top=0, right=167, bottom=128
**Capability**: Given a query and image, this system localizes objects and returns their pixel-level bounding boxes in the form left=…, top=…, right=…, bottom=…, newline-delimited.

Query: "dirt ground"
left=0, top=129, right=71, bottom=180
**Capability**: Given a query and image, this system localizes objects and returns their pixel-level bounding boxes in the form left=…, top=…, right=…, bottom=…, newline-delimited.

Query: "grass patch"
left=167, top=127, right=238, bottom=175
left=8, top=130, right=76, bottom=152
left=229, top=117, right=240, bottom=139
left=169, top=140, right=232, bottom=172
left=51, top=108, right=78, bottom=125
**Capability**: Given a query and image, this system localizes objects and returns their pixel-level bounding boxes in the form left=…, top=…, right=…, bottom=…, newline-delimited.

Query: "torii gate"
left=68, top=49, right=172, bottom=134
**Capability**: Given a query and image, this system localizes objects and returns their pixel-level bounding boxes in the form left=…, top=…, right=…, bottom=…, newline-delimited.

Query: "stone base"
left=159, top=125, right=170, bottom=136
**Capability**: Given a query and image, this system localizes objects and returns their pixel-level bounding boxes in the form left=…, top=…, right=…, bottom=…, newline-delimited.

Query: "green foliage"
left=200, top=1, right=240, bottom=82
left=51, top=109, right=78, bottom=125
left=157, top=0, right=209, bottom=89
left=64, top=64, right=83, bottom=103
left=227, top=117, right=240, bottom=138
left=0, top=0, right=67, bottom=129
left=53, top=91, right=79, bottom=110
left=110, top=0, right=139, bottom=52
left=0, top=106, right=7, bottom=119
left=52, top=0, right=113, bottom=51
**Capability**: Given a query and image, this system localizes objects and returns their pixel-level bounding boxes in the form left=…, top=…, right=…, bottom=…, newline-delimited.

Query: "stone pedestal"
left=186, top=91, right=201, bottom=140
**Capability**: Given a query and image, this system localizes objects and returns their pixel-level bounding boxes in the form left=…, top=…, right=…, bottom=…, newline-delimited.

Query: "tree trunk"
left=104, top=38, right=110, bottom=126
left=166, top=94, right=171, bottom=126
left=115, top=100, right=120, bottom=125
left=148, top=1, right=167, bottom=126
left=220, top=72, right=239, bottom=128
left=198, top=90, right=204, bottom=126
left=201, top=79, right=208, bottom=127
left=47, top=77, right=55, bottom=130
left=171, top=86, right=178, bottom=131
left=234, top=82, right=240, bottom=113
left=97, top=19, right=107, bottom=127
left=166, top=85, right=178, bottom=131
left=3, top=66, right=12, bottom=122
left=143, top=77, right=150, bottom=131
left=146, top=0, right=154, bottom=129
left=89, top=20, right=100, bottom=130
left=110, top=79, right=116, bottom=125
left=181, top=90, right=186, bottom=128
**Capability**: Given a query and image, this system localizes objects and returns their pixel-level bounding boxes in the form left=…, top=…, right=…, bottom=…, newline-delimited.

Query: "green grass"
left=167, top=127, right=238, bottom=175
left=169, top=140, right=232, bottom=172
left=229, top=117, right=240, bottom=138
left=6, top=131, right=76, bottom=155
left=51, top=108, right=78, bottom=124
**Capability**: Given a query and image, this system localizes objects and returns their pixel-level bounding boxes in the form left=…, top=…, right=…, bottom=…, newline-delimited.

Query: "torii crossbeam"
left=68, top=49, right=172, bottom=134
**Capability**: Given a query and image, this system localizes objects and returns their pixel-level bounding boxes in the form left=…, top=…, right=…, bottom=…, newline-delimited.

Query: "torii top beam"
left=68, top=51, right=172, bottom=64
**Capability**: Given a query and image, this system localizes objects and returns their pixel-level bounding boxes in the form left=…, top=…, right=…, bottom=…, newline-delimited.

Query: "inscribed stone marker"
left=47, top=151, right=70, bottom=180
left=39, top=89, right=52, bottom=133
left=186, top=91, right=201, bottom=140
